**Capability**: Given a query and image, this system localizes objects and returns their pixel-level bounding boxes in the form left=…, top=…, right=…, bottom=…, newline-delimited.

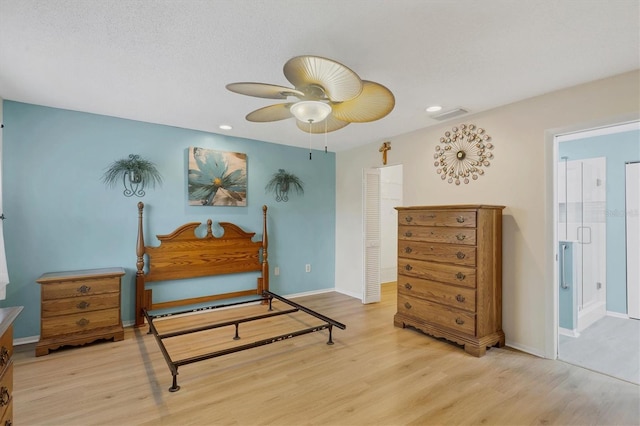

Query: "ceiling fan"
left=226, top=55, right=395, bottom=134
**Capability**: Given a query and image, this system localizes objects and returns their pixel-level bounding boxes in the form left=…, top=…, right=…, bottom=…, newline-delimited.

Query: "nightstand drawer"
left=398, top=277, right=476, bottom=312
left=398, top=210, right=476, bottom=227
left=398, top=240, right=476, bottom=266
left=398, top=258, right=476, bottom=288
left=41, top=308, right=120, bottom=338
left=397, top=295, right=476, bottom=335
left=0, top=361, right=13, bottom=422
left=398, top=225, right=476, bottom=245
left=0, top=326, right=13, bottom=373
left=41, top=277, right=120, bottom=300
left=41, top=293, right=120, bottom=317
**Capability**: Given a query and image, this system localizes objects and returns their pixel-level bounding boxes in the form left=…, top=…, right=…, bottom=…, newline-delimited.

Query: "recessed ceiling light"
left=426, top=105, right=442, bottom=113
left=219, top=124, right=232, bottom=130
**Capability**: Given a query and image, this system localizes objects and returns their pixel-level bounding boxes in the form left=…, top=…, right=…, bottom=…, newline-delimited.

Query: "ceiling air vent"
left=431, top=108, right=468, bottom=121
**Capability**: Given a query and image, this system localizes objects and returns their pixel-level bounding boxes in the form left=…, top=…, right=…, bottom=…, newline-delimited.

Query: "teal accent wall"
left=559, top=129, right=640, bottom=314
left=0, top=101, right=336, bottom=339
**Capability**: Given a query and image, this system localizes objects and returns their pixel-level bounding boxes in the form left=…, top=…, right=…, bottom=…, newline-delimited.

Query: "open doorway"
left=555, top=121, right=640, bottom=384
left=362, top=164, right=403, bottom=304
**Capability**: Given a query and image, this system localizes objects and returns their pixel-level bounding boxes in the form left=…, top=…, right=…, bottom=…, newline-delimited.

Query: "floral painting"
left=188, top=147, right=247, bottom=206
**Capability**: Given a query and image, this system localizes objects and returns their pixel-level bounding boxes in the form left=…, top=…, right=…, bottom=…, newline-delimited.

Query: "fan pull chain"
left=324, top=120, right=328, bottom=153
left=309, top=120, right=313, bottom=160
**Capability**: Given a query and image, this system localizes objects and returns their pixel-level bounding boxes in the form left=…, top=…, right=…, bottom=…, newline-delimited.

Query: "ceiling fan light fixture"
left=290, top=101, right=332, bottom=123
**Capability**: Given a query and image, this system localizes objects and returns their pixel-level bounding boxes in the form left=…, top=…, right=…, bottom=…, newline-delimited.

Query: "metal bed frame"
left=134, top=203, right=345, bottom=392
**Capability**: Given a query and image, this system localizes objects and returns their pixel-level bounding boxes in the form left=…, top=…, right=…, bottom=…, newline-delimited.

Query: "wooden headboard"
left=134, top=202, right=269, bottom=327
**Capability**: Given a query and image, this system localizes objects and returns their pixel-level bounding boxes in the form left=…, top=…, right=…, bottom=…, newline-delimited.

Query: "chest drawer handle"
left=456, top=294, right=466, bottom=303
left=404, top=231, right=413, bottom=237
left=456, top=234, right=466, bottom=241
left=404, top=246, right=413, bottom=254
left=76, top=318, right=90, bottom=327
left=404, top=283, right=412, bottom=290
left=456, top=216, right=466, bottom=223
left=455, top=272, right=466, bottom=281
left=77, top=301, right=90, bottom=309
left=0, top=386, right=9, bottom=407
left=404, top=264, right=413, bottom=271
left=77, top=285, right=91, bottom=294
left=456, top=251, right=466, bottom=259
left=0, top=347, right=8, bottom=368
left=404, top=302, right=412, bottom=309
left=455, top=318, right=465, bottom=325
left=405, top=216, right=413, bottom=223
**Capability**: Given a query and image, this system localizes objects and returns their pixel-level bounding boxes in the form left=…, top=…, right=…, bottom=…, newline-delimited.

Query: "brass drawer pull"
left=455, top=318, right=465, bottom=325
left=404, top=264, right=413, bottom=271
left=404, top=302, right=412, bottom=309
left=456, top=251, right=466, bottom=259
left=456, top=216, right=466, bottom=223
left=455, top=272, right=466, bottom=281
left=76, top=318, right=90, bottom=327
left=404, top=231, right=412, bottom=237
left=77, top=285, right=91, bottom=294
left=77, top=301, right=90, bottom=309
left=404, top=246, right=413, bottom=254
left=405, top=216, right=413, bottom=223
left=0, top=347, right=8, bottom=368
left=404, top=283, right=412, bottom=290
left=456, top=294, right=466, bottom=303
left=0, top=386, right=9, bottom=406
left=456, top=234, right=466, bottom=241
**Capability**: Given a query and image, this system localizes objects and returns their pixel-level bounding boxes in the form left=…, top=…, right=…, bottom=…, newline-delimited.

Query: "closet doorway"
left=362, top=164, right=403, bottom=304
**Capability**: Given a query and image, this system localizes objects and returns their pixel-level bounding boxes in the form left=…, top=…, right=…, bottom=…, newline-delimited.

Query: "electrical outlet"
left=274, top=266, right=280, bottom=276
left=305, top=264, right=311, bottom=273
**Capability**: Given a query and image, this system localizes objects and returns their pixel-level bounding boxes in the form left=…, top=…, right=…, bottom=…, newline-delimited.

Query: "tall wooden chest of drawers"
left=36, top=267, right=125, bottom=356
left=394, top=205, right=505, bottom=357
left=0, top=307, right=22, bottom=426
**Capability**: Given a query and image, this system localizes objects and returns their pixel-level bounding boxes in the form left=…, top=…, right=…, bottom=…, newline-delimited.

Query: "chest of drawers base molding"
left=36, top=267, right=125, bottom=356
left=394, top=205, right=505, bottom=357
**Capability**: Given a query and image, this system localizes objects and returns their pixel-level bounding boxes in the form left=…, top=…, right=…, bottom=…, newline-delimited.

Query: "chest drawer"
left=398, top=277, right=476, bottom=312
left=399, top=240, right=476, bottom=266
left=398, top=295, right=476, bottom=335
left=41, top=277, right=120, bottom=300
left=41, top=292, right=120, bottom=318
left=399, top=258, right=476, bottom=288
left=398, top=225, right=476, bottom=245
left=41, top=308, right=121, bottom=338
left=398, top=210, right=476, bottom=227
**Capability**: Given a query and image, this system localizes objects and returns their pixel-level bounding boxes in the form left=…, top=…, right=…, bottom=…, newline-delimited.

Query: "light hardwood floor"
left=13, top=284, right=640, bottom=425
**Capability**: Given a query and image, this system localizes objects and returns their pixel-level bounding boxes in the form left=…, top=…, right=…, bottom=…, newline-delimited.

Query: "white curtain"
left=0, top=102, right=8, bottom=299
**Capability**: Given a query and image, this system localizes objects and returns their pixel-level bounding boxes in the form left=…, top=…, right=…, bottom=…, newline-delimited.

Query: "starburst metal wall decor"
left=434, top=124, right=494, bottom=185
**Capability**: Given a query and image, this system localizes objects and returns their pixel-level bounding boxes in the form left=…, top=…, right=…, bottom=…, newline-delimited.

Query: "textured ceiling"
left=0, top=0, right=638, bottom=152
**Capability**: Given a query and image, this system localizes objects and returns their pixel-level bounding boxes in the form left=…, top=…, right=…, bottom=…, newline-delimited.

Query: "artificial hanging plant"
left=265, top=169, right=304, bottom=202
left=102, top=154, right=163, bottom=197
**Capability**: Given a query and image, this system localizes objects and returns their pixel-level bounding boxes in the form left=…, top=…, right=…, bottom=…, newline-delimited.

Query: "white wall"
left=335, top=70, right=640, bottom=358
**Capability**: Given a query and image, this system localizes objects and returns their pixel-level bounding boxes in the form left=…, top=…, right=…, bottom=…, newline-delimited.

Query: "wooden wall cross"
left=379, top=141, right=391, bottom=165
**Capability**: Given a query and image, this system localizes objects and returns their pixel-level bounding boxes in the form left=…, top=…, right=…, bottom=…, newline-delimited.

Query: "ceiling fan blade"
left=246, top=103, right=295, bottom=122
left=296, top=114, right=350, bottom=134
left=331, top=80, right=395, bottom=123
left=226, top=82, right=304, bottom=99
left=284, top=56, right=362, bottom=102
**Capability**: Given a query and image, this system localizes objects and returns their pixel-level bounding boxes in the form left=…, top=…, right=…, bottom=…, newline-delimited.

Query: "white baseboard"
left=559, top=327, right=580, bottom=338
left=606, top=310, right=629, bottom=319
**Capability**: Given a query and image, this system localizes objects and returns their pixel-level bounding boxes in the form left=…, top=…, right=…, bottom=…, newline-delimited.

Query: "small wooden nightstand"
left=36, top=267, right=125, bottom=356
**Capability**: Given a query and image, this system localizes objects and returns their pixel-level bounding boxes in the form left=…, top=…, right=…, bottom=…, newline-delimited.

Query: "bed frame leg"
left=233, top=323, right=240, bottom=340
left=169, top=372, right=180, bottom=392
left=327, top=324, right=334, bottom=345
left=268, top=296, right=273, bottom=311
